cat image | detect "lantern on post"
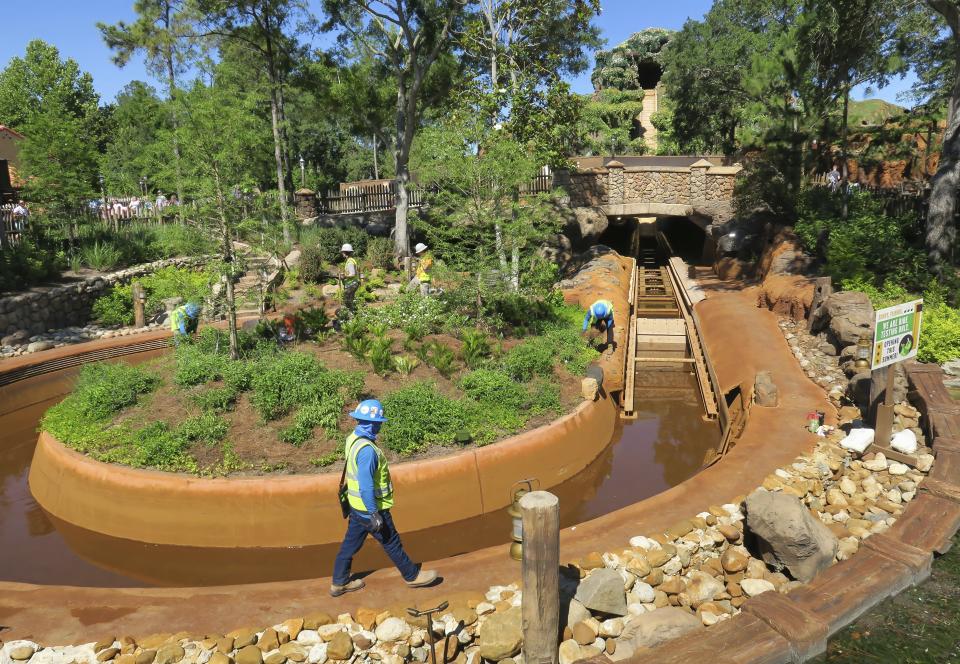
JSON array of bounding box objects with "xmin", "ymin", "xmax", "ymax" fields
[
  {"xmin": 507, "ymin": 479, "xmax": 536, "ymax": 561},
  {"xmin": 854, "ymin": 333, "xmax": 871, "ymax": 371}
]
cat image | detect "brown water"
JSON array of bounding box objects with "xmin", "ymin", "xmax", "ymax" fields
[{"xmin": 0, "ymin": 362, "xmax": 718, "ymax": 588}]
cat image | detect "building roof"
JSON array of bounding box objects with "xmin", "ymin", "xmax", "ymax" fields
[{"xmin": 0, "ymin": 125, "xmax": 24, "ymax": 139}]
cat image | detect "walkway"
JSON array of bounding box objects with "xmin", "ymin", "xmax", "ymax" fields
[{"xmin": 0, "ymin": 285, "xmax": 831, "ymax": 643}]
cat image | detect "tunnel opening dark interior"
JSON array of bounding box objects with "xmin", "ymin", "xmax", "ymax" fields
[
  {"xmin": 658, "ymin": 216, "xmax": 707, "ymax": 264},
  {"xmin": 597, "ymin": 217, "xmax": 635, "ymax": 255},
  {"xmin": 636, "ymin": 62, "xmax": 663, "ymax": 90}
]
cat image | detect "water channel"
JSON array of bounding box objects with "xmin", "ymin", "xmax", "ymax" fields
[{"xmin": 0, "ymin": 355, "xmax": 719, "ymax": 588}]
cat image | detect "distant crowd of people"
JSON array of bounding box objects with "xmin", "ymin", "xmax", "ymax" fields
[{"xmin": 87, "ymin": 193, "xmax": 180, "ymax": 219}]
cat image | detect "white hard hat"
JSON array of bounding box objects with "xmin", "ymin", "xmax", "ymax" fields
[
  {"xmin": 414, "ymin": 242, "xmax": 428, "ymax": 254},
  {"xmin": 341, "ymin": 243, "xmax": 354, "ymax": 253}
]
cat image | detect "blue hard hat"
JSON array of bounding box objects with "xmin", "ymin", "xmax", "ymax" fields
[
  {"xmin": 349, "ymin": 399, "xmax": 387, "ymax": 423},
  {"xmin": 184, "ymin": 302, "xmax": 201, "ymax": 317}
]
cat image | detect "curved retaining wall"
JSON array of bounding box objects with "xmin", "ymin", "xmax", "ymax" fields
[{"xmin": 28, "ymin": 393, "xmax": 617, "ymax": 548}]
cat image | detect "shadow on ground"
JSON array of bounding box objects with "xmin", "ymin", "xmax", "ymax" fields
[{"xmin": 816, "ymin": 533, "xmax": 960, "ymax": 663}]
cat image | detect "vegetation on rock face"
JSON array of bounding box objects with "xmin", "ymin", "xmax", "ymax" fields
[{"xmin": 92, "ymin": 265, "xmax": 214, "ymax": 327}]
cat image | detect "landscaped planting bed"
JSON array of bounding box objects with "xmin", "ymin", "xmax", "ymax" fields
[{"xmin": 40, "ymin": 292, "xmax": 598, "ymax": 476}]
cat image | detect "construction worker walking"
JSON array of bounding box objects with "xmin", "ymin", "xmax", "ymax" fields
[
  {"xmin": 408, "ymin": 242, "xmax": 433, "ymax": 296},
  {"xmin": 331, "ymin": 399, "xmax": 438, "ymax": 596},
  {"xmin": 339, "ymin": 243, "xmax": 361, "ymax": 312}
]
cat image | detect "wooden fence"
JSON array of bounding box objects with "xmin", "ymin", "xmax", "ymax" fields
[{"xmin": 1, "ymin": 204, "xmax": 27, "ymax": 248}]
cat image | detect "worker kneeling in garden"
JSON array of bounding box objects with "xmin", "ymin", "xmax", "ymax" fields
[
  {"xmin": 339, "ymin": 243, "xmax": 361, "ymax": 312},
  {"xmin": 408, "ymin": 242, "xmax": 433, "ymax": 295},
  {"xmin": 170, "ymin": 302, "xmax": 201, "ymax": 342},
  {"xmin": 582, "ymin": 299, "xmax": 615, "ymax": 347},
  {"xmin": 331, "ymin": 399, "xmax": 438, "ymax": 597}
]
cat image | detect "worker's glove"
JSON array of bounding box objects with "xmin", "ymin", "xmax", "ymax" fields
[{"xmin": 367, "ymin": 511, "xmax": 385, "ymax": 534}]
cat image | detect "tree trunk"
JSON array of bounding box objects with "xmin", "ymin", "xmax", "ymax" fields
[
  {"xmin": 166, "ymin": 48, "xmax": 185, "ymax": 224},
  {"xmin": 394, "ymin": 87, "xmax": 412, "ymax": 256},
  {"xmin": 269, "ymin": 86, "xmax": 291, "ymax": 244},
  {"xmin": 841, "ymin": 84, "xmax": 851, "ymax": 219},
  {"xmin": 213, "ymin": 171, "xmax": 239, "ymax": 360},
  {"xmin": 511, "ymin": 245, "xmax": 519, "ymax": 291},
  {"xmin": 372, "ymin": 134, "xmax": 379, "ymax": 180}
]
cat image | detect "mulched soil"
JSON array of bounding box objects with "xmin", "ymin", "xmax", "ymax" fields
[{"xmin": 114, "ymin": 333, "xmax": 581, "ymax": 477}]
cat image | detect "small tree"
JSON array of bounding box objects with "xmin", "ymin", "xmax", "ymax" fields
[
  {"xmin": 175, "ymin": 80, "xmax": 263, "ymax": 359},
  {"xmin": 411, "ymin": 96, "xmax": 561, "ymax": 293}
]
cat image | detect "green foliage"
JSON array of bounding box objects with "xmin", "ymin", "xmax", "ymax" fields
[
  {"xmin": 365, "ymin": 237, "xmax": 395, "ymax": 271},
  {"xmin": 298, "ymin": 244, "xmax": 329, "ymax": 284},
  {"xmin": 425, "ymin": 340, "xmax": 457, "ymax": 378},
  {"xmin": 795, "ymin": 189, "xmax": 927, "ymax": 292},
  {"xmin": 354, "ymin": 291, "xmax": 449, "ymax": 332},
  {"xmin": 299, "ymin": 227, "xmax": 369, "ymax": 268},
  {"xmin": 393, "ymin": 355, "xmax": 419, "ymax": 375},
  {"xmin": 174, "ymin": 345, "xmax": 227, "ymax": 387},
  {"xmin": 918, "ymin": 301, "xmax": 960, "ymax": 364},
  {"xmin": 190, "ymin": 385, "xmax": 237, "ymax": 413},
  {"xmin": 503, "ymin": 340, "xmax": 555, "ymax": 381},
  {"xmin": 81, "ymin": 241, "xmax": 124, "ymax": 271},
  {"xmin": 341, "ymin": 318, "xmax": 372, "ymax": 360},
  {"xmin": 177, "ymin": 412, "xmax": 229, "ymax": 446},
  {"xmin": 528, "ymin": 379, "xmax": 562, "ymax": 415},
  {"xmin": 92, "ymin": 266, "xmax": 212, "ymax": 326},
  {"xmin": 380, "ymin": 381, "xmax": 477, "ymax": 455},
  {"xmin": 250, "ymin": 351, "xmax": 362, "ymax": 421},
  {"xmin": 43, "ymin": 362, "xmax": 159, "ymax": 431},
  {"xmin": 591, "ymin": 28, "xmax": 673, "ymax": 91},
  {"xmin": 279, "ymin": 399, "xmax": 344, "ymax": 446},
  {"xmin": 460, "ymin": 329, "xmax": 491, "ymax": 368},
  {"xmin": 459, "ymin": 369, "xmax": 526, "ymax": 410},
  {"xmin": 580, "ymin": 88, "xmax": 647, "ymax": 155},
  {"xmin": 369, "ymin": 336, "xmax": 395, "ymax": 376},
  {"xmin": 0, "ymin": 241, "xmax": 62, "ymax": 292},
  {"xmin": 298, "ymin": 307, "xmax": 330, "ymax": 335}
]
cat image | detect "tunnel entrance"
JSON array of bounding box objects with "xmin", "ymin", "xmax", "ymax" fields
[
  {"xmin": 637, "ymin": 62, "xmax": 663, "ymax": 91},
  {"xmin": 597, "ymin": 216, "xmax": 636, "ymax": 255},
  {"xmin": 658, "ymin": 216, "xmax": 708, "ymax": 264}
]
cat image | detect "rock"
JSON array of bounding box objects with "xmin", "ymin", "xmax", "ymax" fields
[
  {"xmin": 210, "ymin": 655, "xmax": 231, "ymax": 664},
  {"xmin": 659, "ymin": 577, "xmax": 685, "ymax": 595},
  {"xmin": 280, "ymin": 619, "xmax": 304, "ymax": 639},
  {"xmin": 864, "ymin": 454, "xmax": 888, "ymax": 472},
  {"xmin": 619, "ymin": 607, "xmax": 702, "ymax": 650},
  {"xmin": 137, "ymin": 650, "xmax": 158, "ymax": 664},
  {"xmin": 888, "ymin": 462, "xmax": 910, "ymax": 476},
  {"xmin": 236, "ymin": 647, "xmax": 263, "ymax": 664},
  {"xmin": 557, "ymin": 640, "xmax": 581, "ymax": 664},
  {"xmin": 718, "ymin": 524, "xmax": 741, "ymax": 543},
  {"xmin": 352, "ymin": 632, "xmax": 375, "ymax": 651},
  {"xmin": 682, "ymin": 571, "xmax": 724, "ymax": 606},
  {"xmin": 754, "ymin": 371, "xmax": 778, "ymax": 407},
  {"xmin": 917, "ymin": 454, "xmax": 934, "ymax": 473},
  {"xmin": 259, "ymin": 629, "xmax": 281, "ymax": 653},
  {"xmin": 740, "ymin": 579, "xmax": 776, "ymax": 596},
  {"xmin": 326, "ymin": 633, "xmax": 354, "ymax": 661},
  {"xmin": 296, "ymin": 632, "xmax": 321, "ymax": 647},
  {"xmin": 628, "ymin": 536, "xmax": 661, "ymax": 550},
  {"xmin": 745, "ymin": 489, "xmax": 838, "ymax": 582},
  {"xmin": 823, "ymin": 291, "xmax": 873, "ymax": 347},
  {"xmin": 837, "ymin": 537, "xmax": 859, "ymax": 560},
  {"xmin": 599, "ymin": 619, "xmax": 623, "ymax": 639},
  {"xmin": 9, "ymin": 644, "xmax": 37, "ymax": 661},
  {"xmin": 478, "ymin": 608, "xmax": 522, "ymax": 661},
  {"xmin": 307, "ymin": 644, "xmax": 328, "ymax": 664},
  {"xmin": 571, "ymin": 622, "xmax": 595, "ymax": 646},
  {"xmin": 839, "ymin": 477, "xmax": 857, "ymax": 496},
  {"xmin": 375, "ymin": 618, "xmax": 411, "ymax": 643},
  {"xmin": 574, "ymin": 568, "xmax": 627, "ymax": 616},
  {"xmin": 26, "ymin": 340, "xmax": 54, "ymax": 353},
  {"xmin": 263, "ymin": 652, "xmax": 285, "ymax": 664},
  {"xmin": 156, "ymin": 645, "xmax": 186, "ymax": 664},
  {"xmin": 720, "ymin": 548, "xmax": 748, "ymax": 573},
  {"xmin": 631, "ymin": 582, "xmax": 656, "ymax": 604},
  {"xmin": 563, "ymin": 598, "xmax": 591, "ymax": 629},
  {"xmin": 98, "ymin": 648, "xmax": 121, "ymax": 662}
]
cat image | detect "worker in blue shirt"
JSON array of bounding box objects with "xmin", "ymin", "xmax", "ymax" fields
[
  {"xmin": 582, "ymin": 299, "xmax": 615, "ymax": 348},
  {"xmin": 331, "ymin": 399, "xmax": 438, "ymax": 597}
]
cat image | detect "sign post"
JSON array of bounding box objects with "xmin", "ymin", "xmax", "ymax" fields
[{"xmin": 871, "ymin": 299, "xmax": 923, "ymax": 445}]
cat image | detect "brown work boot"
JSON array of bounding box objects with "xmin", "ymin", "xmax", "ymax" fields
[
  {"xmin": 330, "ymin": 578, "xmax": 365, "ymax": 597},
  {"xmin": 405, "ymin": 569, "xmax": 438, "ymax": 588}
]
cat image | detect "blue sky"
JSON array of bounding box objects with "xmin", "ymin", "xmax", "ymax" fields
[{"xmin": 1, "ymin": 0, "xmax": 918, "ymax": 106}]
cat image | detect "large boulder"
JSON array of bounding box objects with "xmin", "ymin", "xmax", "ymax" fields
[
  {"xmin": 611, "ymin": 607, "xmax": 702, "ymax": 660},
  {"xmin": 822, "ymin": 291, "xmax": 874, "ymax": 347},
  {"xmin": 477, "ymin": 608, "xmax": 522, "ymax": 661},
  {"xmin": 563, "ymin": 206, "xmax": 609, "ymax": 250},
  {"xmin": 745, "ymin": 489, "xmax": 838, "ymax": 582},
  {"xmin": 574, "ymin": 568, "xmax": 628, "ymax": 617}
]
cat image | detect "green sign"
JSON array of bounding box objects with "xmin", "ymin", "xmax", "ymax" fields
[{"xmin": 872, "ymin": 299, "xmax": 923, "ymax": 369}]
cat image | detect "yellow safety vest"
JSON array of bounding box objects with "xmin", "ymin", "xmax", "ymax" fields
[
  {"xmin": 344, "ymin": 432, "xmax": 394, "ymax": 512},
  {"xmin": 415, "ymin": 253, "xmax": 433, "ymax": 283},
  {"xmin": 343, "ymin": 257, "xmax": 360, "ymax": 284}
]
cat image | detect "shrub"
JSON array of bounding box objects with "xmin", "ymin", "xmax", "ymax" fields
[
  {"xmin": 919, "ymin": 302, "xmax": 960, "ymax": 364},
  {"xmin": 279, "ymin": 398, "xmax": 344, "ymax": 446},
  {"xmin": 298, "ymin": 307, "xmax": 330, "ymax": 335},
  {"xmin": 305, "ymin": 226, "xmax": 369, "ymax": 264},
  {"xmin": 528, "ymin": 379, "xmax": 562, "ymax": 415},
  {"xmin": 81, "ymin": 241, "xmax": 123, "ymax": 271},
  {"xmin": 91, "ymin": 284, "xmax": 135, "ymax": 326},
  {"xmin": 250, "ymin": 351, "xmax": 362, "ymax": 421},
  {"xmin": 354, "ymin": 291, "xmax": 448, "ymax": 332},
  {"xmin": 394, "ymin": 355, "xmax": 419, "ymax": 375},
  {"xmin": 381, "ymin": 381, "xmax": 473, "ymax": 455},
  {"xmin": 129, "ymin": 421, "xmax": 195, "ymax": 471},
  {"xmin": 177, "ymin": 412, "xmax": 229, "ymax": 445},
  {"xmin": 0, "ymin": 241, "xmax": 61, "ymax": 292},
  {"xmin": 91, "ymin": 266, "xmax": 212, "ymax": 326},
  {"xmin": 174, "ymin": 345, "xmax": 227, "ymax": 386},
  {"xmin": 460, "ymin": 329, "xmax": 491, "ymax": 368},
  {"xmin": 366, "ymin": 237, "xmax": 395, "ymax": 271},
  {"xmin": 459, "ymin": 369, "xmax": 527, "ymax": 409},
  {"xmin": 503, "ymin": 339, "xmax": 554, "ymax": 381},
  {"xmin": 426, "ymin": 341, "xmax": 457, "ymax": 378},
  {"xmin": 341, "ymin": 319, "xmax": 372, "ymax": 360},
  {"xmin": 190, "ymin": 385, "xmax": 237, "ymax": 412},
  {"xmin": 369, "ymin": 336, "xmax": 395, "ymax": 376},
  {"xmin": 543, "ymin": 326, "xmax": 599, "ymax": 376},
  {"xmin": 299, "ymin": 244, "xmax": 328, "ymax": 283}
]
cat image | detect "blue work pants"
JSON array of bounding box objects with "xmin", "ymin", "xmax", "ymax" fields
[{"xmin": 332, "ymin": 509, "xmax": 419, "ymax": 585}]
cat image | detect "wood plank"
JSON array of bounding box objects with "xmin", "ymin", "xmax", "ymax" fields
[
  {"xmin": 867, "ymin": 443, "xmax": 920, "ymax": 468},
  {"xmin": 930, "ymin": 411, "xmax": 960, "ymax": 439},
  {"xmin": 621, "ymin": 262, "xmax": 639, "ymax": 420},
  {"xmin": 886, "ymin": 492, "xmax": 960, "ymax": 554},
  {"xmin": 860, "ymin": 532, "xmax": 932, "ymax": 583},
  {"xmin": 933, "ymin": 436, "xmax": 960, "ymax": 455},
  {"xmin": 740, "ymin": 590, "xmax": 829, "ymax": 661},
  {"xmin": 666, "ymin": 263, "xmax": 718, "ymax": 419},
  {"xmin": 634, "ymin": 357, "xmax": 695, "ymax": 363},
  {"xmin": 928, "ymin": 448, "xmax": 960, "ymax": 487},
  {"xmin": 625, "ymin": 613, "xmax": 791, "ymax": 664}
]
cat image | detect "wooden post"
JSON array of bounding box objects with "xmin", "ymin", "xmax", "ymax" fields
[
  {"xmin": 132, "ymin": 282, "xmax": 146, "ymax": 328},
  {"xmin": 404, "ymin": 256, "xmax": 413, "ymax": 282},
  {"xmin": 874, "ymin": 363, "xmax": 897, "ymax": 445},
  {"xmin": 520, "ymin": 491, "xmax": 560, "ymax": 664}
]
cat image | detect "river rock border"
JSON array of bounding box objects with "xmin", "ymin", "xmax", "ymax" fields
[{"xmin": 0, "ymin": 257, "xmax": 206, "ymax": 345}]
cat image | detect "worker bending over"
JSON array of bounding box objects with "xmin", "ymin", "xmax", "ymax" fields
[
  {"xmin": 170, "ymin": 303, "xmax": 201, "ymax": 342},
  {"xmin": 582, "ymin": 299, "xmax": 615, "ymax": 348},
  {"xmin": 331, "ymin": 399, "xmax": 438, "ymax": 596},
  {"xmin": 409, "ymin": 242, "xmax": 433, "ymax": 295}
]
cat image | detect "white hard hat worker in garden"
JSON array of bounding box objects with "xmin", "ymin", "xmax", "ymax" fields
[
  {"xmin": 331, "ymin": 398, "xmax": 438, "ymax": 597},
  {"xmin": 339, "ymin": 243, "xmax": 360, "ymax": 312},
  {"xmin": 408, "ymin": 242, "xmax": 433, "ymax": 296},
  {"xmin": 582, "ymin": 299, "xmax": 615, "ymax": 348}
]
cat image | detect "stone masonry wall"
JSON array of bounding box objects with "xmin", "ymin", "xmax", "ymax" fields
[
  {"xmin": 567, "ymin": 172, "xmax": 608, "ymax": 207},
  {"xmin": 706, "ymin": 174, "xmax": 736, "ymax": 202},
  {"xmin": 624, "ymin": 171, "xmax": 690, "ymax": 204},
  {"xmin": 0, "ymin": 257, "xmax": 204, "ymax": 340}
]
